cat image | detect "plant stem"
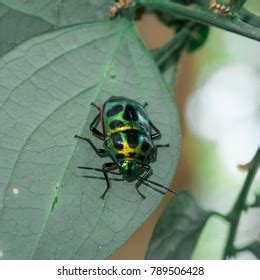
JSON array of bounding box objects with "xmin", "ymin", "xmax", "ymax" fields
[
  {"xmin": 232, "ymin": 243, "xmax": 250, "ymax": 253},
  {"xmin": 152, "ymin": 21, "xmax": 196, "ymax": 70},
  {"xmin": 239, "ymin": 8, "xmax": 260, "ymax": 28},
  {"xmin": 138, "ymin": 0, "xmax": 260, "ymax": 41},
  {"xmin": 223, "ymin": 148, "xmax": 260, "ymax": 259},
  {"xmin": 212, "ymin": 211, "xmax": 227, "ymax": 220},
  {"xmin": 231, "ymin": 0, "xmax": 247, "ymax": 12}
]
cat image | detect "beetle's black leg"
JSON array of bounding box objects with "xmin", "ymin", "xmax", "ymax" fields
[
  {"xmin": 135, "ymin": 165, "xmax": 153, "ymax": 199},
  {"xmin": 75, "ymin": 135, "xmax": 107, "ymax": 157},
  {"xmin": 156, "ymin": 144, "xmax": 169, "ymax": 160},
  {"xmin": 91, "ymin": 102, "xmax": 100, "ymax": 111},
  {"xmin": 143, "ymin": 102, "xmax": 162, "ymax": 139},
  {"xmin": 90, "ymin": 102, "xmax": 103, "ymax": 138},
  {"xmin": 143, "ymin": 102, "xmax": 161, "ymax": 140},
  {"xmin": 89, "ymin": 112, "xmax": 104, "ymax": 140},
  {"xmin": 101, "ymin": 162, "xmax": 119, "ymax": 199},
  {"xmin": 77, "ymin": 166, "xmax": 120, "ymax": 175},
  {"xmin": 149, "ymin": 120, "xmax": 161, "ymax": 140},
  {"xmin": 143, "ymin": 103, "xmax": 161, "ymax": 139},
  {"xmin": 150, "ymin": 144, "xmax": 169, "ymax": 163}
]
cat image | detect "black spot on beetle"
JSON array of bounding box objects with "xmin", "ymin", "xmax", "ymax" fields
[
  {"xmin": 123, "ymin": 104, "xmax": 138, "ymax": 121},
  {"xmin": 109, "ymin": 120, "xmax": 124, "ymax": 130},
  {"xmin": 128, "ymin": 152, "xmax": 136, "ymax": 158},
  {"xmin": 141, "ymin": 141, "xmax": 150, "ymax": 152},
  {"xmin": 106, "ymin": 105, "xmax": 124, "ymax": 117},
  {"xmin": 111, "ymin": 133, "xmax": 123, "ymax": 150},
  {"xmin": 126, "ymin": 131, "xmax": 139, "ymax": 148},
  {"xmin": 116, "ymin": 153, "xmax": 125, "ymax": 160}
]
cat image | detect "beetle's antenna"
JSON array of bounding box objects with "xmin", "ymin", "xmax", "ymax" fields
[
  {"xmin": 78, "ymin": 166, "xmax": 176, "ymax": 195},
  {"xmin": 142, "ymin": 179, "xmax": 176, "ymax": 194},
  {"xmin": 82, "ymin": 175, "xmax": 123, "ymax": 182}
]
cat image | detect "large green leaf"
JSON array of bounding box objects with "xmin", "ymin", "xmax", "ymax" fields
[
  {"xmin": 0, "ymin": 18, "xmax": 180, "ymax": 259},
  {"xmin": 145, "ymin": 191, "xmax": 212, "ymax": 259},
  {"xmin": 0, "ymin": 0, "xmax": 114, "ymax": 57}
]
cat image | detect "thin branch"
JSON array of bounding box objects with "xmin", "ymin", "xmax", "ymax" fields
[
  {"xmin": 239, "ymin": 8, "xmax": 260, "ymax": 28},
  {"xmin": 151, "ymin": 21, "xmax": 196, "ymax": 71},
  {"xmin": 212, "ymin": 211, "xmax": 227, "ymax": 220},
  {"xmin": 233, "ymin": 244, "xmax": 250, "ymax": 254},
  {"xmin": 223, "ymin": 148, "xmax": 260, "ymax": 259}
]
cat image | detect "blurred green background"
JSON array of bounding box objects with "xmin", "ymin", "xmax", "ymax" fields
[{"xmin": 110, "ymin": 1, "xmax": 260, "ymax": 260}]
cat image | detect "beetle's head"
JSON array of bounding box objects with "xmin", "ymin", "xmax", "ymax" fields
[{"xmin": 119, "ymin": 161, "xmax": 143, "ymax": 182}]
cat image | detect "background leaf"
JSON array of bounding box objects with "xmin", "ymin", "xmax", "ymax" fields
[
  {"xmin": 185, "ymin": 24, "xmax": 209, "ymax": 52},
  {"xmin": 247, "ymin": 240, "xmax": 260, "ymax": 259},
  {"xmin": 0, "ymin": 18, "xmax": 180, "ymax": 259},
  {"xmin": 0, "ymin": 0, "xmax": 114, "ymax": 57},
  {"xmin": 251, "ymin": 193, "xmax": 260, "ymax": 208},
  {"xmin": 145, "ymin": 190, "xmax": 212, "ymax": 259}
]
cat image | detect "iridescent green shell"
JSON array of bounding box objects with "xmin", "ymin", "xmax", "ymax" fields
[{"xmin": 101, "ymin": 97, "xmax": 154, "ymax": 164}]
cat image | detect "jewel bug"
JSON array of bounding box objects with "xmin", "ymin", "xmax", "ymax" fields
[{"xmin": 75, "ymin": 96, "xmax": 175, "ymax": 199}]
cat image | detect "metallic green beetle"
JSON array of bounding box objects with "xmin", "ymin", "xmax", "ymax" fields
[{"xmin": 75, "ymin": 96, "xmax": 173, "ymax": 199}]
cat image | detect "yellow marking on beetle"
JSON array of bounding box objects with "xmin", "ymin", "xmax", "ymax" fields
[
  {"xmin": 121, "ymin": 139, "xmax": 141, "ymax": 157},
  {"xmin": 109, "ymin": 125, "xmax": 132, "ymax": 134},
  {"xmin": 108, "ymin": 124, "xmax": 141, "ymax": 135},
  {"xmin": 125, "ymin": 157, "xmax": 135, "ymax": 161}
]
